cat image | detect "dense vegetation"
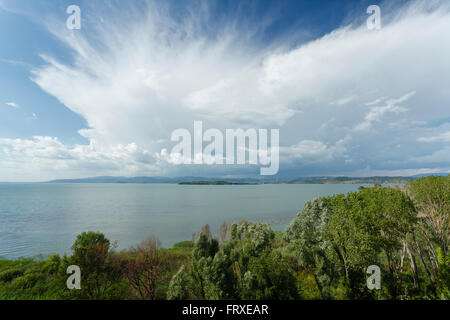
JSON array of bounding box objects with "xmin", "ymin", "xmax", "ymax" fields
[{"xmin": 0, "ymin": 176, "xmax": 448, "ymax": 300}]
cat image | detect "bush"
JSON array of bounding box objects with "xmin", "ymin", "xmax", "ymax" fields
[
  {"xmin": 122, "ymin": 236, "xmax": 169, "ymax": 300},
  {"xmin": 41, "ymin": 254, "xmax": 61, "ymax": 275},
  {"xmin": 171, "ymin": 241, "xmax": 194, "ymax": 251},
  {"xmin": 11, "ymin": 273, "xmax": 42, "ymax": 290},
  {"xmin": 240, "ymin": 252, "xmax": 298, "ymax": 300},
  {"xmin": 0, "ymin": 268, "xmax": 24, "ymax": 282},
  {"xmin": 66, "ymin": 231, "xmax": 127, "ymax": 299},
  {"xmin": 167, "ymin": 265, "xmax": 190, "ymax": 300}
]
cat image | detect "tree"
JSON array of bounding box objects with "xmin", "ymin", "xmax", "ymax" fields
[
  {"xmin": 167, "ymin": 265, "xmax": 190, "ymax": 300},
  {"xmin": 167, "ymin": 221, "xmax": 299, "ymax": 300},
  {"xmin": 218, "ymin": 222, "xmax": 228, "ymax": 243},
  {"xmin": 189, "ymin": 232, "xmax": 236, "ymax": 299},
  {"xmin": 226, "ymin": 221, "xmax": 298, "ymax": 299},
  {"xmin": 358, "ymin": 187, "xmax": 418, "ymax": 297},
  {"xmin": 436, "ymin": 247, "xmax": 450, "ymax": 300},
  {"xmin": 284, "ymin": 197, "xmax": 340, "ymax": 299},
  {"xmin": 240, "ymin": 252, "xmax": 298, "ymax": 300},
  {"xmin": 408, "ymin": 176, "xmax": 449, "ymax": 256},
  {"xmin": 407, "ymin": 175, "xmax": 449, "ymax": 294},
  {"xmin": 229, "ymin": 221, "xmax": 274, "ymax": 254},
  {"xmin": 67, "ymin": 231, "xmax": 125, "ymax": 299},
  {"xmin": 122, "ymin": 236, "xmax": 169, "ymax": 300}
]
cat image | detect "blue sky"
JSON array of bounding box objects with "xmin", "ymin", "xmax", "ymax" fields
[{"xmin": 0, "ymin": 0, "xmax": 449, "ymax": 181}]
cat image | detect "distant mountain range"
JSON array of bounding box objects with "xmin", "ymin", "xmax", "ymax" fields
[{"xmin": 45, "ymin": 173, "xmax": 448, "ymax": 185}]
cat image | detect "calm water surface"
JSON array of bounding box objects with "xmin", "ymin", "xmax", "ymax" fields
[{"xmin": 0, "ymin": 183, "xmax": 364, "ymax": 259}]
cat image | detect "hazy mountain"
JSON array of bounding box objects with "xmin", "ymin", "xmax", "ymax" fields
[{"xmin": 43, "ymin": 174, "xmax": 450, "ymax": 184}]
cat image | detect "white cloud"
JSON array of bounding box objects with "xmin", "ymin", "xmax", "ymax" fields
[
  {"xmin": 0, "ymin": 136, "xmax": 163, "ymax": 181},
  {"xmin": 5, "ymin": 102, "xmax": 19, "ymax": 108},
  {"xmin": 346, "ymin": 167, "xmax": 448, "ymax": 177},
  {"xmin": 410, "ymin": 146, "xmax": 450, "ymax": 164},
  {"xmin": 418, "ymin": 131, "xmax": 450, "ymax": 143},
  {"xmin": 365, "ymin": 97, "xmax": 386, "ymax": 106},
  {"xmin": 1, "ymin": 0, "xmax": 449, "ymax": 179},
  {"xmin": 355, "ymin": 92, "xmax": 415, "ymax": 131},
  {"xmin": 330, "ymin": 96, "xmax": 354, "ymax": 106},
  {"xmin": 281, "ymin": 136, "xmax": 350, "ymax": 164}
]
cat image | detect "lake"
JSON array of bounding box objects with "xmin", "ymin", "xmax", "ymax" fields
[{"xmin": 0, "ymin": 183, "xmax": 364, "ymax": 260}]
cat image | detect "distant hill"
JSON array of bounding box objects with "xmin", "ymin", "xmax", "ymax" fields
[
  {"xmin": 279, "ymin": 176, "xmax": 414, "ymax": 184},
  {"xmin": 179, "ymin": 181, "xmax": 255, "ymax": 185},
  {"xmin": 409, "ymin": 172, "xmax": 449, "ymax": 178},
  {"xmin": 43, "ymin": 175, "xmax": 449, "ymax": 185},
  {"xmin": 46, "ymin": 176, "xmax": 261, "ymax": 184}
]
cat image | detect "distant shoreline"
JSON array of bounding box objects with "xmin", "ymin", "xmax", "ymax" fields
[
  {"xmin": 43, "ymin": 175, "xmax": 446, "ymax": 184},
  {"xmin": 179, "ymin": 181, "xmax": 256, "ymax": 185},
  {"xmin": 1, "ymin": 173, "xmax": 447, "ymax": 184}
]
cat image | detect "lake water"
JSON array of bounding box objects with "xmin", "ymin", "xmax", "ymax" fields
[{"xmin": 0, "ymin": 183, "xmax": 364, "ymax": 260}]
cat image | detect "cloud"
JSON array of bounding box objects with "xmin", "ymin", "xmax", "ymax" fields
[
  {"xmin": 418, "ymin": 131, "xmax": 450, "ymax": 143},
  {"xmin": 5, "ymin": 102, "xmax": 19, "ymax": 108},
  {"xmin": 0, "ymin": 58, "xmax": 33, "ymax": 69},
  {"xmin": 1, "ymin": 0, "xmax": 449, "ymax": 179},
  {"xmin": 281, "ymin": 136, "xmax": 350, "ymax": 164},
  {"xmin": 0, "ymin": 136, "xmax": 163, "ymax": 181},
  {"xmin": 355, "ymin": 92, "xmax": 415, "ymax": 131},
  {"xmin": 330, "ymin": 96, "xmax": 354, "ymax": 106},
  {"xmin": 410, "ymin": 146, "xmax": 450, "ymax": 164},
  {"xmin": 365, "ymin": 97, "xmax": 386, "ymax": 106},
  {"xmin": 346, "ymin": 167, "xmax": 449, "ymax": 177}
]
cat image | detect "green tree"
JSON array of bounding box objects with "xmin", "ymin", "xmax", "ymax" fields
[
  {"xmin": 325, "ymin": 187, "xmax": 418, "ymax": 299},
  {"xmin": 226, "ymin": 221, "xmax": 298, "ymax": 299},
  {"xmin": 167, "ymin": 221, "xmax": 299, "ymax": 300},
  {"xmin": 167, "ymin": 265, "xmax": 190, "ymax": 300},
  {"xmin": 66, "ymin": 231, "xmax": 126, "ymax": 299},
  {"xmin": 436, "ymin": 247, "xmax": 450, "ymax": 299},
  {"xmin": 284, "ymin": 198, "xmax": 340, "ymax": 299},
  {"xmin": 175, "ymin": 232, "xmax": 236, "ymax": 300},
  {"xmin": 229, "ymin": 221, "xmax": 275, "ymax": 254},
  {"xmin": 408, "ymin": 176, "xmax": 449, "ymax": 258},
  {"xmin": 240, "ymin": 252, "xmax": 298, "ymax": 300}
]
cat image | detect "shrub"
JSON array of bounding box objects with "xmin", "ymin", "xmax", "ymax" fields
[
  {"xmin": 67, "ymin": 231, "xmax": 126, "ymax": 299},
  {"xmin": 0, "ymin": 268, "xmax": 24, "ymax": 283},
  {"xmin": 167, "ymin": 265, "xmax": 190, "ymax": 300},
  {"xmin": 240, "ymin": 252, "xmax": 298, "ymax": 300},
  {"xmin": 11, "ymin": 273, "xmax": 42, "ymax": 290},
  {"xmin": 122, "ymin": 236, "xmax": 169, "ymax": 300},
  {"xmin": 41, "ymin": 254, "xmax": 61, "ymax": 275}
]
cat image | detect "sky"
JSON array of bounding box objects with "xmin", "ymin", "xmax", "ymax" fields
[{"xmin": 0, "ymin": 0, "xmax": 449, "ymax": 181}]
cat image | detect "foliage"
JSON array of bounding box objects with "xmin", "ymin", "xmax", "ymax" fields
[
  {"xmin": 121, "ymin": 236, "xmax": 169, "ymax": 300},
  {"xmin": 284, "ymin": 180, "xmax": 447, "ymax": 300},
  {"xmin": 63, "ymin": 231, "xmax": 126, "ymax": 299},
  {"xmin": 1, "ymin": 176, "xmax": 448, "ymax": 300},
  {"xmin": 437, "ymin": 247, "xmax": 450, "ymax": 299},
  {"xmin": 167, "ymin": 221, "xmax": 298, "ymax": 300},
  {"xmin": 0, "ymin": 268, "xmax": 24, "ymax": 283},
  {"xmin": 239, "ymin": 252, "xmax": 298, "ymax": 300},
  {"xmin": 284, "ymin": 198, "xmax": 339, "ymax": 299},
  {"xmin": 167, "ymin": 265, "xmax": 190, "ymax": 300}
]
